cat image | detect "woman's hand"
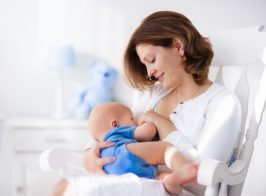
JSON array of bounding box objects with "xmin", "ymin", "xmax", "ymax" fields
[
  {"xmin": 83, "ymin": 141, "xmax": 116, "ymax": 174},
  {"xmin": 138, "ymin": 110, "xmax": 177, "ymax": 139}
]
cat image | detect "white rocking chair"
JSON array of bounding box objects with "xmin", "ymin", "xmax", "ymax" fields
[
  {"xmin": 198, "ymin": 25, "xmax": 266, "ymax": 196},
  {"xmin": 39, "ymin": 25, "xmax": 266, "ymax": 196}
]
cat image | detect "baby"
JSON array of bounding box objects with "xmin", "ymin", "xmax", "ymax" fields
[
  {"xmin": 88, "ymin": 102, "xmax": 197, "ymax": 192},
  {"xmin": 52, "ymin": 102, "xmax": 197, "ymax": 196},
  {"xmin": 89, "ymin": 102, "xmax": 159, "ymax": 178}
]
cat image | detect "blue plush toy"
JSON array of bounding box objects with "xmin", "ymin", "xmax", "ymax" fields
[{"xmin": 74, "ymin": 61, "xmax": 117, "ymax": 119}]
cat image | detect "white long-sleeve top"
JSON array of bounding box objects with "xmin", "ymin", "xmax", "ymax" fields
[{"xmin": 132, "ymin": 82, "xmax": 242, "ymax": 163}]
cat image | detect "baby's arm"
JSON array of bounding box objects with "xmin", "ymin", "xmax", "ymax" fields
[{"xmin": 134, "ymin": 122, "xmax": 157, "ymax": 141}]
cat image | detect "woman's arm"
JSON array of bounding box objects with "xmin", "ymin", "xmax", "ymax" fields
[
  {"xmin": 134, "ymin": 89, "xmax": 197, "ymax": 161},
  {"xmin": 164, "ymin": 95, "xmax": 241, "ymax": 163},
  {"xmin": 196, "ymin": 95, "xmax": 241, "ymax": 162},
  {"xmin": 138, "ymin": 94, "xmax": 241, "ymax": 163}
]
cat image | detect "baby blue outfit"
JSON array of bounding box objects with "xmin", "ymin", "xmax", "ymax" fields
[{"xmin": 101, "ymin": 126, "xmax": 157, "ymax": 179}]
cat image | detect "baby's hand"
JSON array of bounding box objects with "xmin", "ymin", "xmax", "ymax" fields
[
  {"xmin": 137, "ymin": 110, "xmax": 158, "ymax": 125},
  {"xmin": 134, "ymin": 121, "xmax": 157, "ymax": 141}
]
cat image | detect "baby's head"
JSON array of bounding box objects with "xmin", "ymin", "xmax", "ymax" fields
[{"xmin": 88, "ymin": 102, "xmax": 136, "ymax": 141}]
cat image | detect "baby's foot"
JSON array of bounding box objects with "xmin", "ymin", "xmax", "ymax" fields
[{"xmin": 163, "ymin": 163, "xmax": 198, "ymax": 195}]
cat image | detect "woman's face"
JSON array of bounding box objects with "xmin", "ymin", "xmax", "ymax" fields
[{"xmin": 136, "ymin": 43, "xmax": 184, "ymax": 89}]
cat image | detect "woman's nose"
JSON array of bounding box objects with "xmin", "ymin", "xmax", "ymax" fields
[{"xmin": 147, "ymin": 68, "xmax": 156, "ymax": 77}]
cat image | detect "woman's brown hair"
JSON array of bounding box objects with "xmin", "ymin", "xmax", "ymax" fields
[{"xmin": 124, "ymin": 11, "xmax": 213, "ymax": 90}]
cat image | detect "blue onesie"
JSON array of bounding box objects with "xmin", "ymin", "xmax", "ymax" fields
[{"xmin": 101, "ymin": 126, "xmax": 157, "ymax": 179}]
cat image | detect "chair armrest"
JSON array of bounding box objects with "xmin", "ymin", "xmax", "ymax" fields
[
  {"xmin": 197, "ymin": 158, "xmax": 247, "ymax": 195},
  {"xmin": 39, "ymin": 148, "xmax": 89, "ymax": 176}
]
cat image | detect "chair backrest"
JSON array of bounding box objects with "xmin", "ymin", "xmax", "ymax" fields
[{"xmin": 208, "ymin": 25, "xmax": 266, "ymax": 196}]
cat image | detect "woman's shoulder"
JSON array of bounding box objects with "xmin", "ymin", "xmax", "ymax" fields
[
  {"xmin": 208, "ymin": 82, "xmax": 238, "ymax": 98},
  {"xmin": 205, "ymin": 82, "xmax": 241, "ymax": 108}
]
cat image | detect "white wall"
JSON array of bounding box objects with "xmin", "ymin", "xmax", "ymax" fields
[
  {"xmin": 1, "ymin": 0, "xmax": 266, "ymax": 118},
  {"xmin": 0, "ymin": 0, "xmax": 266, "ymax": 195}
]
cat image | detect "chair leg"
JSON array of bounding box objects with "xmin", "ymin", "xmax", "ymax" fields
[
  {"xmin": 218, "ymin": 183, "xmax": 228, "ymax": 196},
  {"xmin": 205, "ymin": 185, "xmax": 218, "ymax": 196}
]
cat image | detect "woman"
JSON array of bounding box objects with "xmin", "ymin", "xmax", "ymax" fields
[{"xmin": 84, "ymin": 11, "xmax": 241, "ymax": 195}]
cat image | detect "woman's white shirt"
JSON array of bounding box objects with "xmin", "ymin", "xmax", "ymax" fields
[{"xmin": 132, "ymin": 83, "xmax": 242, "ymax": 163}]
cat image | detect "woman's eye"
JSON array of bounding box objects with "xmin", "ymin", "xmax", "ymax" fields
[{"xmin": 150, "ymin": 58, "xmax": 155, "ymax": 63}]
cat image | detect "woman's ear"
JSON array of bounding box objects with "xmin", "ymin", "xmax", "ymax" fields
[
  {"xmin": 173, "ymin": 38, "xmax": 184, "ymax": 56},
  {"xmin": 111, "ymin": 120, "xmax": 118, "ymax": 128}
]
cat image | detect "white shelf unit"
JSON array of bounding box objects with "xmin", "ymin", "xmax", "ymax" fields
[{"xmin": 1, "ymin": 118, "xmax": 88, "ymax": 196}]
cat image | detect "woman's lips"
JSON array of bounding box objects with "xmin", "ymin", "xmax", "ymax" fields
[{"xmin": 158, "ymin": 73, "xmax": 164, "ymax": 82}]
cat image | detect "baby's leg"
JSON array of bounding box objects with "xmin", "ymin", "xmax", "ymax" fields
[
  {"xmin": 127, "ymin": 141, "xmax": 197, "ymax": 194},
  {"xmin": 156, "ymin": 172, "xmax": 171, "ymax": 181},
  {"xmin": 161, "ymin": 164, "xmax": 198, "ymax": 195}
]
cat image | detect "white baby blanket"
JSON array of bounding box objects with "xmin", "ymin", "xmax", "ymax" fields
[{"xmin": 68, "ymin": 173, "xmax": 168, "ymax": 196}]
